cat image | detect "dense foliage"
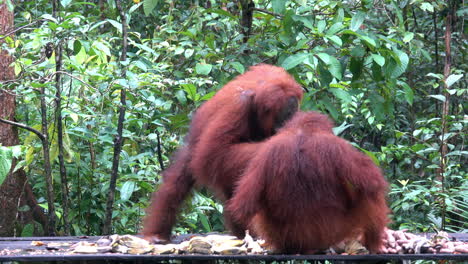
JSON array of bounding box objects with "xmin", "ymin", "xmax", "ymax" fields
[{"xmin": 0, "ymin": 0, "xmax": 466, "ymax": 236}]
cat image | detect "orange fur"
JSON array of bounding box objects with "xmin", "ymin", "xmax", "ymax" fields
[
  {"xmin": 142, "ymin": 64, "xmax": 303, "ymax": 242},
  {"xmin": 227, "ymin": 112, "xmax": 390, "ymax": 253}
]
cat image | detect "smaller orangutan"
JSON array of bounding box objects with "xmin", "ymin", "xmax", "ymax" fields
[{"xmin": 227, "ymin": 111, "xmax": 390, "ymax": 254}]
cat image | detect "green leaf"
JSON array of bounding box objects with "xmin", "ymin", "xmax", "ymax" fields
[
  {"xmin": 428, "ymin": 94, "xmax": 446, "ymax": 102},
  {"xmin": 371, "ymin": 54, "xmax": 385, "ymax": 66},
  {"xmin": 184, "ymin": 49, "xmax": 194, "ymax": 58},
  {"xmin": 403, "ymin": 32, "xmax": 414, "ymax": 43},
  {"xmin": 334, "ymin": 8, "xmax": 344, "ymax": 23},
  {"xmin": 350, "ymin": 46, "xmax": 366, "ymax": 57},
  {"xmin": 200, "ymin": 91, "xmax": 215, "ymax": 101},
  {"xmin": 206, "ymin": 8, "xmax": 236, "ymax": 20},
  {"xmin": 21, "ymin": 223, "xmax": 34, "ymax": 237},
  {"xmin": 41, "ymin": 14, "xmax": 58, "ymax": 23},
  {"xmin": 400, "ymin": 82, "xmax": 414, "ymax": 105},
  {"xmin": 272, "ymin": 0, "xmax": 286, "ymax": 14},
  {"xmin": 0, "ymin": 146, "xmax": 13, "ymax": 186},
  {"xmin": 392, "ymin": 1, "xmax": 404, "ymax": 28},
  {"xmin": 61, "ymin": 0, "xmax": 72, "ymax": 7},
  {"xmin": 330, "ymin": 88, "xmax": 352, "ymax": 103},
  {"xmin": 89, "ymin": 20, "xmax": 108, "ymax": 32},
  {"xmin": 326, "ymin": 35, "xmax": 342, "ymax": 46},
  {"xmin": 62, "ymin": 130, "xmax": 73, "ymax": 163},
  {"xmin": 317, "ymin": 61, "xmax": 333, "ymax": 86},
  {"xmin": 282, "ymin": 11, "xmax": 294, "ymax": 39},
  {"xmin": 230, "ymin": 62, "xmax": 245, "ymax": 74},
  {"xmin": 421, "ymin": 49, "xmax": 432, "ymax": 61},
  {"xmin": 281, "ymin": 53, "xmax": 309, "ymax": 70},
  {"xmin": 392, "ymin": 50, "xmax": 409, "ymax": 78},
  {"xmin": 317, "ymin": 20, "xmax": 326, "ymax": 33},
  {"xmin": 10, "ymin": 146, "xmax": 21, "ymax": 159},
  {"xmin": 369, "ymin": 93, "xmax": 385, "ymax": 120},
  {"xmin": 73, "ymin": 40, "xmax": 82, "ymax": 55},
  {"xmin": 181, "ymin": 84, "xmax": 198, "ymax": 101},
  {"xmin": 445, "ymin": 74, "xmax": 463, "ymax": 88},
  {"xmin": 195, "ymin": 63, "xmax": 213, "ymax": 75},
  {"xmin": 341, "ymin": 29, "xmax": 359, "ymax": 37},
  {"xmin": 293, "ymin": 15, "xmax": 314, "ymax": 29},
  {"xmin": 107, "ymin": 19, "xmax": 122, "ymax": 34},
  {"xmin": 446, "ymin": 150, "xmax": 468, "ymax": 157},
  {"xmin": 205, "ymin": 34, "xmax": 215, "ymax": 50},
  {"xmin": 350, "ymin": 57, "xmax": 364, "ymax": 80},
  {"xmin": 395, "ymin": 131, "xmax": 405, "ymax": 139},
  {"xmin": 316, "ymin": 53, "xmax": 331, "ymax": 64},
  {"xmin": 333, "ymin": 122, "xmax": 354, "ymax": 136},
  {"xmin": 129, "ymin": 2, "xmax": 143, "ymax": 13},
  {"xmin": 25, "ymin": 147, "xmax": 35, "ymax": 167},
  {"xmin": 426, "ymin": 73, "xmax": 443, "ymax": 79},
  {"xmin": 120, "ymin": 181, "xmax": 135, "ymax": 201},
  {"xmin": 175, "ymin": 90, "xmax": 187, "ymax": 105},
  {"xmin": 326, "ymin": 22, "xmax": 344, "ymax": 35},
  {"xmin": 199, "ymin": 213, "xmax": 211, "ymax": 232},
  {"xmin": 133, "ymin": 60, "xmax": 148, "ymax": 72},
  {"xmin": 328, "ymin": 57, "xmax": 342, "ymax": 80},
  {"xmin": 350, "ymin": 11, "xmax": 366, "ymax": 31},
  {"xmin": 148, "ymin": 133, "xmax": 158, "ymax": 141},
  {"xmin": 359, "ymin": 35, "xmax": 376, "ymax": 48},
  {"xmin": 49, "ymin": 142, "xmax": 59, "ymax": 163},
  {"xmin": 319, "ymin": 98, "xmax": 339, "ymax": 120},
  {"xmin": 174, "ymin": 47, "xmax": 184, "ymax": 55},
  {"xmin": 420, "ymin": 2, "xmax": 434, "ymax": 13},
  {"xmin": 144, "ymin": 0, "xmax": 159, "ymax": 16},
  {"xmin": 385, "ymin": 50, "xmax": 409, "ymax": 78},
  {"xmin": 402, "ymin": 202, "xmax": 410, "ymax": 211},
  {"xmin": 317, "ymin": 53, "xmax": 342, "ymax": 80}
]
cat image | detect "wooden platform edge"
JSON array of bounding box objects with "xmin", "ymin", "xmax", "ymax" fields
[
  {"xmin": 0, "ymin": 253, "xmax": 467, "ymax": 262},
  {"xmin": 1, "ymin": 234, "xmax": 467, "ymax": 262}
]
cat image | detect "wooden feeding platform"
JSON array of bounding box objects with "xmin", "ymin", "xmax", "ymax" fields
[{"xmin": 0, "ymin": 234, "xmax": 467, "ymax": 263}]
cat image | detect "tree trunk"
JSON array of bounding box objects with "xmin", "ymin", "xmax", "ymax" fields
[
  {"xmin": 0, "ymin": 2, "xmax": 47, "ymax": 236},
  {"xmin": 438, "ymin": 0, "xmax": 455, "ymax": 230},
  {"xmin": 240, "ymin": 0, "xmax": 254, "ymax": 44},
  {"xmin": 103, "ymin": 0, "xmax": 127, "ymax": 234}
]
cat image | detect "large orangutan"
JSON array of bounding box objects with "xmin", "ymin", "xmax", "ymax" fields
[
  {"xmin": 142, "ymin": 64, "xmax": 303, "ymax": 243},
  {"xmin": 227, "ymin": 111, "xmax": 390, "ymax": 254}
]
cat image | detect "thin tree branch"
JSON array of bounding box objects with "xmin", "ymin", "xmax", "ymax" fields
[
  {"xmin": 103, "ymin": 0, "xmax": 128, "ymax": 235},
  {"xmin": 253, "ymin": 7, "xmax": 282, "ymax": 18},
  {"xmin": 252, "ymin": 7, "xmax": 337, "ymax": 18},
  {"xmin": 49, "ymin": 71, "xmax": 96, "ymax": 90},
  {"xmin": 433, "ymin": 12, "xmax": 439, "ymax": 73},
  {"xmin": 240, "ymin": 0, "xmax": 254, "ymax": 44},
  {"xmin": 0, "ymin": 19, "xmax": 45, "ymax": 40},
  {"xmin": 438, "ymin": 0, "xmax": 455, "ymax": 231},
  {"xmin": 54, "ymin": 41, "xmax": 70, "ymax": 235},
  {"xmin": 412, "ymin": 7, "xmax": 419, "ymax": 31},
  {"xmin": 39, "ymin": 86, "xmax": 56, "ymax": 236},
  {"xmin": 87, "ymin": 125, "xmax": 97, "ymax": 170},
  {"xmin": 156, "ymin": 130, "xmax": 165, "ymax": 171},
  {"xmin": 382, "ymin": 4, "xmax": 397, "ymax": 27},
  {"xmin": 0, "ymin": 88, "xmax": 18, "ymax": 96},
  {"xmin": 0, "ymin": 118, "xmax": 45, "ymax": 141}
]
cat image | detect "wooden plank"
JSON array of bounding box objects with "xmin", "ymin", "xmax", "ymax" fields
[
  {"xmin": 0, "ymin": 235, "xmax": 467, "ymax": 262},
  {"xmin": 0, "ymin": 252, "xmax": 468, "ymax": 262}
]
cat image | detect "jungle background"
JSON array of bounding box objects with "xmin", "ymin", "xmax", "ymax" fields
[{"xmin": 0, "ymin": 0, "xmax": 466, "ymax": 237}]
